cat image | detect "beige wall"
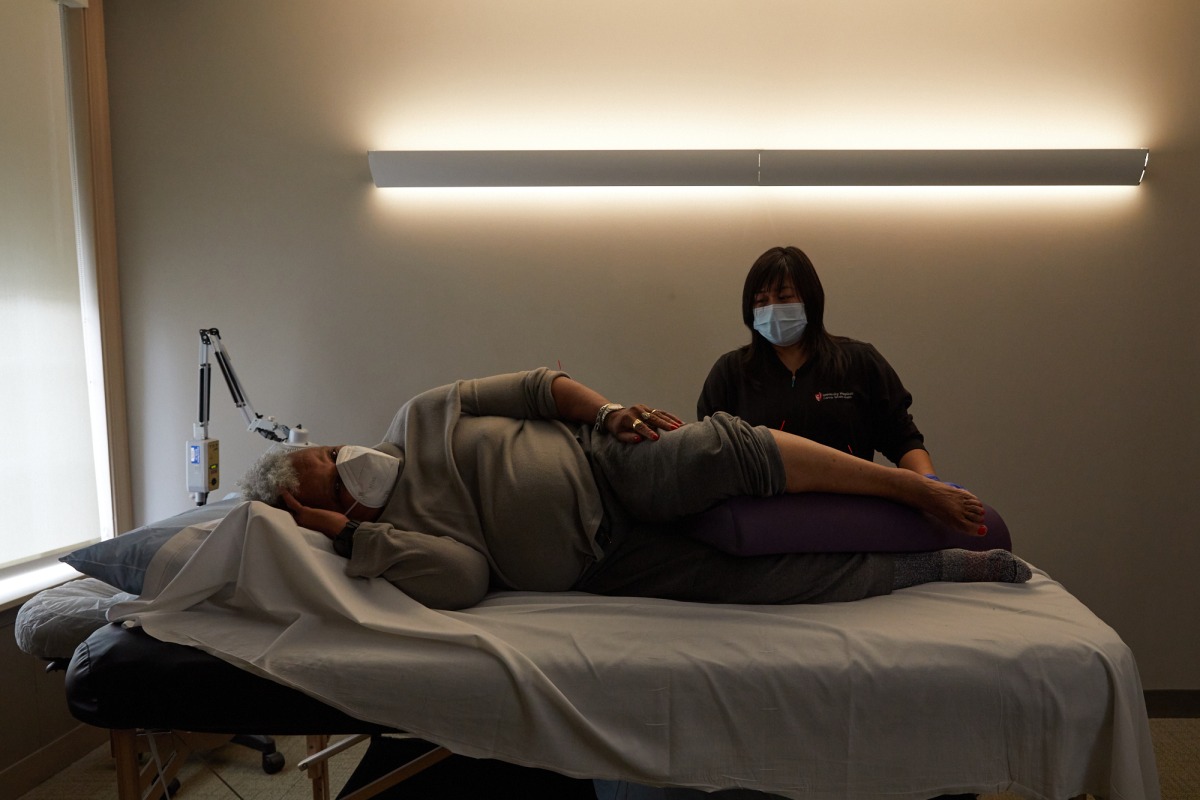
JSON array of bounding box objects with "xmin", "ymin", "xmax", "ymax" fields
[{"xmin": 104, "ymin": 1, "xmax": 1199, "ymax": 689}]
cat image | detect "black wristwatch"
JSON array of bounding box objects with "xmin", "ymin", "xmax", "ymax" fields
[{"xmin": 333, "ymin": 519, "xmax": 360, "ymax": 557}]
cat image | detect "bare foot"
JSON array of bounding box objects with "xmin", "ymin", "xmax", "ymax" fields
[{"xmin": 913, "ymin": 478, "xmax": 987, "ymax": 536}]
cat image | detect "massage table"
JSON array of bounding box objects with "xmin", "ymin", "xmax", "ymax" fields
[{"xmin": 16, "ymin": 496, "xmax": 1161, "ymax": 800}]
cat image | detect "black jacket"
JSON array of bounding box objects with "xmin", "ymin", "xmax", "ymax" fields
[{"xmin": 697, "ymin": 339, "xmax": 926, "ymax": 465}]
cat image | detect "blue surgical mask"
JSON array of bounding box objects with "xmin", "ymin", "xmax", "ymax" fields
[{"xmin": 753, "ymin": 303, "xmax": 807, "ymax": 347}]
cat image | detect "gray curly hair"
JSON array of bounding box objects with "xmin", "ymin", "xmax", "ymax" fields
[{"xmin": 237, "ymin": 448, "xmax": 301, "ymax": 505}]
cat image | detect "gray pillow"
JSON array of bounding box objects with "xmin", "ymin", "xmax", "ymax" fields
[
  {"xmin": 14, "ymin": 577, "xmax": 136, "ymax": 659},
  {"xmin": 59, "ymin": 497, "xmax": 241, "ymax": 594}
]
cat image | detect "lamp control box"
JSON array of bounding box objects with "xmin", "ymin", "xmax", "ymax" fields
[{"xmin": 186, "ymin": 438, "xmax": 220, "ymax": 493}]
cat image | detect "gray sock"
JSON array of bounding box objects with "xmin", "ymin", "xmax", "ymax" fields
[{"xmin": 893, "ymin": 549, "xmax": 1032, "ymax": 590}]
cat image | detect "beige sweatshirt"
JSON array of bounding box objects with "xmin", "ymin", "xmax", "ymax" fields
[{"xmin": 342, "ymin": 368, "xmax": 604, "ymax": 610}]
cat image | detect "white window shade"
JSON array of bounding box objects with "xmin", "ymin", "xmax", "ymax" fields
[{"xmin": 0, "ymin": 1, "xmax": 104, "ymax": 577}]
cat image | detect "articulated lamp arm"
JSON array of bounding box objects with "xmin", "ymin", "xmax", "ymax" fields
[{"xmin": 188, "ymin": 327, "xmax": 309, "ymax": 505}]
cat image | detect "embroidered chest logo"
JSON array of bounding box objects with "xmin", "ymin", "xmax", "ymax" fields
[{"xmin": 814, "ymin": 391, "xmax": 855, "ymax": 402}]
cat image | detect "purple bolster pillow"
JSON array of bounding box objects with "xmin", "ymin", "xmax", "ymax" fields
[{"xmin": 683, "ymin": 493, "xmax": 1010, "ymax": 556}]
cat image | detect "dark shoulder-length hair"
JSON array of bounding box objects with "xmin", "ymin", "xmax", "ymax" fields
[{"xmin": 739, "ymin": 245, "xmax": 847, "ymax": 380}]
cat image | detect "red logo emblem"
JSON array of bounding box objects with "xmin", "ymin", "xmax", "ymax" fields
[{"xmin": 815, "ymin": 393, "xmax": 822, "ymax": 401}]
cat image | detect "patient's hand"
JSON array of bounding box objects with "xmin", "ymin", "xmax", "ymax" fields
[
  {"xmin": 607, "ymin": 405, "xmax": 686, "ymax": 443},
  {"xmin": 280, "ymin": 491, "xmax": 346, "ymax": 539}
]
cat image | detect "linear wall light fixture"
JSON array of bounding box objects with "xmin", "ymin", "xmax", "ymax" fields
[{"xmin": 368, "ymin": 149, "xmax": 1149, "ymax": 188}]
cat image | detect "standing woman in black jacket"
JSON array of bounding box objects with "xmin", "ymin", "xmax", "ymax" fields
[{"xmin": 698, "ymin": 245, "xmax": 939, "ymax": 476}]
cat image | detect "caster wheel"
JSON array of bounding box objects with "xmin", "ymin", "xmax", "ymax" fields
[{"xmin": 262, "ymin": 750, "xmax": 286, "ymax": 774}]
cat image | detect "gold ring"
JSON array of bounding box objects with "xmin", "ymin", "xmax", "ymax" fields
[
  {"xmin": 650, "ymin": 409, "xmax": 659, "ymax": 414},
  {"xmin": 631, "ymin": 418, "xmax": 645, "ymax": 428},
  {"xmin": 640, "ymin": 411, "xmax": 652, "ymax": 421}
]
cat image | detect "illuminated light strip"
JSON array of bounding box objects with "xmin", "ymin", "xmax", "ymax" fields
[{"xmin": 368, "ymin": 149, "xmax": 1149, "ymax": 187}]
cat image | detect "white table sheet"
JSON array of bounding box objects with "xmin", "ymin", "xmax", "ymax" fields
[{"xmin": 110, "ymin": 501, "xmax": 1160, "ymax": 800}]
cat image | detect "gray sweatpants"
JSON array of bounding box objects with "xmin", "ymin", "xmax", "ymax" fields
[{"xmin": 574, "ymin": 413, "xmax": 895, "ymax": 605}]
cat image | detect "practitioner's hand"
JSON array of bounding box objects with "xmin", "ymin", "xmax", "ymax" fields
[
  {"xmin": 605, "ymin": 404, "xmax": 685, "ymax": 443},
  {"xmin": 280, "ymin": 490, "xmax": 347, "ymax": 539}
]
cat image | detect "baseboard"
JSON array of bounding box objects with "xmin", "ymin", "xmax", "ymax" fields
[
  {"xmin": 1144, "ymin": 690, "xmax": 1200, "ymax": 718},
  {"xmin": 0, "ymin": 722, "xmax": 108, "ymax": 800}
]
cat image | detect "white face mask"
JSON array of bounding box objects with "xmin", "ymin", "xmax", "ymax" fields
[
  {"xmin": 753, "ymin": 302, "xmax": 808, "ymax": 347},
  {"xmin": 335, "ymin": 445, "xmax": 400, "ymax": 512}
]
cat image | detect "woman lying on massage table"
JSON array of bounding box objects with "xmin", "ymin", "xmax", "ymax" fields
[{"xmin": 238, "ymin": 368, "xmax": 1030, "ymax": 610}]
